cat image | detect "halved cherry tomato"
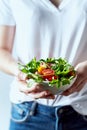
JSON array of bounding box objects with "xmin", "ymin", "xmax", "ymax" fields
[
  {"xmin": 41, "ymin": 69, "xmax": 55, "ymax": 76},
  {"xmin": 40, "ymin": 68, "xmax": 58, "ymax": 81}
]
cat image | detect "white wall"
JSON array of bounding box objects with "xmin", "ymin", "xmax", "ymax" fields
[{"xmin": 0, "ymin": 72, "xmax": 13, "ymax": 130}]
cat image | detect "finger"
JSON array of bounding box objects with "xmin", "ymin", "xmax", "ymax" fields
[
  {"xmin": 18, "ymin": 71, "xmax": 27, "ymax": 81},
  {"xmin": 70, "ymin": 74, "xmax": 83, "ymax": 88},
  {"xmin": 62, "ymin": 79, "xmax": 86, "ymax": 96},
  {"xmin": 62, "ymin": 89, "xmax": 72, "ymax": 96},
  {"xmin": 17, "ymin": 79, "xmax": 55, "ymax": 99},
  {"xmin": 32, "ymin": 91, "xmax": 51, "ymax": 99},
  {"xmin": 27, "ymin": 83, "xmax": 44, "ymax": 93},
  {"xmin": 19, "ymin": 81, "xmax": 43, "ymax": 93},
  {"xmin": 18, "ymin": 80, "xmax": 30, "ymax": 94},
  {"xmin": 75, "ymin": 80, "xmax": 86, "ymax": 92},
  {"xmin": 68, "ymin": 74, "xmax": 87, "ymax": 92},
  {"xmin": 44, "ymin": 94, "xmax": 55, "ymax": 99},
  {"xmin": 18, "ymin": 80, "xmax": 51, "ymax": 96}
]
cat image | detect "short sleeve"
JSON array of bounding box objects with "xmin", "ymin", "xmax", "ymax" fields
[{"xmin": 0, "ymin": 0, "xmax": 16, "ymax": 26}]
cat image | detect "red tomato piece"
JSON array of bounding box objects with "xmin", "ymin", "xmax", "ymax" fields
[
  {"xmin": 41, "ymin": 69, "xmax": 55, "ymax": 76},
  {"xmin": 42, "ymin": 75, "xmax": 58, "ymax": 81}
]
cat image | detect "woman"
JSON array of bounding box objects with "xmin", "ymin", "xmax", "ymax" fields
[{"xmin": 0, "ymin": 0, "xmax": 87, "ymax": 130}]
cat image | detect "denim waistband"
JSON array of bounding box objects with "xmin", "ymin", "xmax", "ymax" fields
[{"xmin": 21, "ymin": 101, "xmax": 75, "ymax": 118}]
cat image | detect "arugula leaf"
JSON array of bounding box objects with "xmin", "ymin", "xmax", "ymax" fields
[
  {"xmin": 27, "ymin": 72, "xmax": 43, "ymax": 83},
  {"xmin": 49, "ymin": 79, "xmax": 61, "ymax": 88},
  {"xmin": 45, "ymin": 58, "xmax": 56, "ymax": 63}
]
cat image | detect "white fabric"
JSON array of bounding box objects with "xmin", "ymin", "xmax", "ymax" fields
[
  {"xmin": 0, "ymin": 0, "xmax": 15, "ymax": 25},
  {"xmin": 0, "ymin": 0, "xmax": 87, "ymax": 115}
]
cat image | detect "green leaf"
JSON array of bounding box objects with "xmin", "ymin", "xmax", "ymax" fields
[
  {"xmin": 49, "ymin": 79, "xmax": 61, "ymax": 88},
  {"xmin": 61, "ymin": 78, "xmax": 70, "ymax": 86}
]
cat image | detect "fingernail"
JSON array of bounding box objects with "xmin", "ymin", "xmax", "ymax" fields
[{"xmin": 44, "ymin": 92, "xmax": 48, "ymax": 96}]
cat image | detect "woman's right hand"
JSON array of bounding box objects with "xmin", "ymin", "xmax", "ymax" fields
[{"xmin": 16, "ymin": 71, "xmax": 55, "ymax": 99}]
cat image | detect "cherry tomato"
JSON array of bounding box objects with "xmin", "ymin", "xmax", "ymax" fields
[{"xmin": 41, "ymin": 69, "xmax": 55, "ymax": 76}]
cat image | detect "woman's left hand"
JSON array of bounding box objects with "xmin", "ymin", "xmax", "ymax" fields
[{"xmin": 62, "ymin": 61, "xmax": 87, "ymax": 96}]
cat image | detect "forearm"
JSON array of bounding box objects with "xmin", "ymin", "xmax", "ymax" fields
[{"xmin": 0, "ymin": 48, "xmax": 19, "ymax": 76}]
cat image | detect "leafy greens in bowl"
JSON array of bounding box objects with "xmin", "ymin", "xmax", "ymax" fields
[{"xmin": 18, "ymin": 57, "xmax": 76, "ymax": 95}]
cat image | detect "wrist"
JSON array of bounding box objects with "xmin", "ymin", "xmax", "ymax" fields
[
  {"xmin": 12, "ymin": 61, "xmax": 20, "ymax": 77},
  {"xmin": 13, "ymin": 61, "xmax": 27, "ymax": 80}
]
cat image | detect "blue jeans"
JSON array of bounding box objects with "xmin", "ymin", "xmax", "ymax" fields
[{"xmin": 9, "ymin": 101, "xmax": 87, "ymax": 130}]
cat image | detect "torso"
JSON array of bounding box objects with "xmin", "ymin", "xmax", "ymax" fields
[{"xmin": 9, "ymin": 0, "xmax": 87, "ymax": 114}]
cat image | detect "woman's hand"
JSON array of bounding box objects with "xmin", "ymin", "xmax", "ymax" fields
[
  {"xmin": 17, "ymin": 71, "xmax": 55, "ymax": 99},
  {"xmin": 62, "ymin": 61, "xmax": 87, "ymax": 96}
]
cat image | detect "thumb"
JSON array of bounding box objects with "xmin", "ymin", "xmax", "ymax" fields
[{"xmin": 18, "ymin": 71, "xmax": 27, "ymax": 81}]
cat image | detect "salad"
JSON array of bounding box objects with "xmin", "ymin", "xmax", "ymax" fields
[{"xmin": 18, "ymin": 57, "xmax": 76, "ymax": 89}]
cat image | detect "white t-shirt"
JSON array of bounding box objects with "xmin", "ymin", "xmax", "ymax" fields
[{"xmin": 0, "ymin": 0, "xmax": 87, "ymax": 115}]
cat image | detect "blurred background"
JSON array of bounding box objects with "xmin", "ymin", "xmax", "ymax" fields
[{"xmin": 0, "ymin": 72, "xmax": 13, "ymax": 130}]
